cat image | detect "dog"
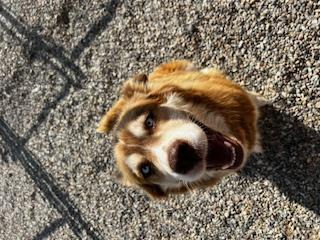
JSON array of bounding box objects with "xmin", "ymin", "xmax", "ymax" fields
[{"xmin": 97, "ymin": 60, "xmax": 267, "ymax": 198}]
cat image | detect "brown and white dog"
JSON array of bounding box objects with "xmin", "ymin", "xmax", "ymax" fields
[{"xmin": 97, "ymin": 60, "xmax": 267, "ymax": 198}]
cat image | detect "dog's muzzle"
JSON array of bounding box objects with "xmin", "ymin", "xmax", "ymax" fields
[{"xmin": 168, "ymin": 140, "xmax": 202, "ymax": 174}]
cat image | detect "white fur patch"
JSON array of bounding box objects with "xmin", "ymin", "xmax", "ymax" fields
[
  {"xmin": 150, "ymin": 121, "xmax": 207, "ymax": 182},
  {"xmin": 151, "ymin": 146, "xmax": 171, "ymax": 174},
  {"xmin": 184, "ymin": 62, "xmax": 197, "ymax": 71},
  {"xmin": 127, "ymin": 115, "xmax": 147, "ymax": 138},
  {"xmin": 200, "ymin": 67, "xmax": 223, "ymax": 76},
  {"xmin": 163, "ymin": 94, "xmax": 230, "ymax": 135},
  {"xmin": 125, "ymin": 154, "xmax": 142, "ymax": 175},
  {"xmin": 163, "ymin": 93, "xmax": 190, "ymax": 110}
]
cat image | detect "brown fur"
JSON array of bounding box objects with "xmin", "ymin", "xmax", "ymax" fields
[{"xmin": 98, "ymin": 60, "xmax": 261, "ymax": 199}]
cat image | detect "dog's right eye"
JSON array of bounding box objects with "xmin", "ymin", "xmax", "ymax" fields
[
  {"xmin": 139, "ymin": 162, "xmax": 153, "ymax": 178},
  {"xmin": 144, "ymin": 112, "xmax": 155, "ymax": 129}
]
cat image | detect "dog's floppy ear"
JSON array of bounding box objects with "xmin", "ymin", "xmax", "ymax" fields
[
  {"xmin": 97, "ymin": 74, "xmax": 149, "ymax": 134},
  {"xmin": 121, "ymin": 74, "xmax": 149, "ymax": 99},
  {"xmin": 132, "ymin": 73, "xmax": 148, "ymax": 84},
  {"xmin": 97, "ymin": 98, "xmax": 125, "ymax": 134},
  {"xmin": 149, "ymin": 60, "xmax": 196, "ymax": 80}
]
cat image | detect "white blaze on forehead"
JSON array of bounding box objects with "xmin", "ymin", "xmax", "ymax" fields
[
  {"xmin": 163, "ymin": 94, "xmax": 230, "ymax": 135},
  {"xmin": 125, "ymin": 153, "xmax": 143, "ymax": 175},
  {"xmin": 163, "ymin": 94, "xmax": 190, "ymax": 110},
  {"xmin": 127, "ymin": 114, "xmax": 147, "ymax": 138},
  {"xmin": 160, "ymin": 121, "xmax": 207, "ymax": 151}
]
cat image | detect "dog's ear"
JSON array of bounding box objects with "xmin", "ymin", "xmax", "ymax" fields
[
  {"xmin": 121, "ymin": 74, "xmax": 149, "ymax": 99},
  {"xmin": 132, "ymin": 73, "xmax": 148, "ymax": 84},
  {"xmin": 149, "ymin": 60, "xmax": 196, "ymax": 80},
  {"xmin": 97, "ymin": 74, "xmax": 149, "ymax": 134},
  {"xmin": 97, "ymin": 98, "xmax": 125, "ymax": 134}
]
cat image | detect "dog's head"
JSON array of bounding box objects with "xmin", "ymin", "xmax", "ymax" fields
[{"xmin": 98, "ymin": 71, "xmax": 252, "ymax": 199}]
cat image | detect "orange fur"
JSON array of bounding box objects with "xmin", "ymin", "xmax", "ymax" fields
[
  {"xmin": 97, "ymin": 99, "xmax": 126, "ymax": 134},
  {"xmin": 97, "ymin": 60, "xmax": 262, "ymax": 199}
]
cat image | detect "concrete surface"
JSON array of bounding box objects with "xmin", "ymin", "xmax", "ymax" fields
[{"xmin": 0, "ymin": 0, "xmax": 319, "ymax": 239}]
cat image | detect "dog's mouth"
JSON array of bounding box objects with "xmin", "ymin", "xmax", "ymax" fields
[{"xmin": 194, "ymin": 120, "xmax": 244, "ymax": 171}]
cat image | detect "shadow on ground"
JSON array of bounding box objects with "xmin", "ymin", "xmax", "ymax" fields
[
  {"xmin": 0, "ymin": 0, "xmax": 119, "ymax": 143},
  {"xmin": 0, "ymin": 2, "xmax": 119, "ymax": 238},
  {"xmin": 242, "ymin": 105, "xmax": 320, "ymax": 215},
  {"xmin": 0, "ymin": 117, "xmax": 103, "ymax": 240}
]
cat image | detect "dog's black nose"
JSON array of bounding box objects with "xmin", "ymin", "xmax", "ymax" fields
[{"xmin": 169, "ymin": 140, "xmax": 201, "ymax": 174}]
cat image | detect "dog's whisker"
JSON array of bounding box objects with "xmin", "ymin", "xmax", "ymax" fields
[{"xmin": 183, "ymin": 181, "xmax": 193, "ymax": 193}]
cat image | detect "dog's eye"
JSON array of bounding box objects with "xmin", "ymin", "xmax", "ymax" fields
[
  {"xmin": 140, "ymin": 163, "xmax": 153, "ymax": 178},
  {"xmin": 144, "ymin": 112, "xmax": 155, "ymax": 129}
]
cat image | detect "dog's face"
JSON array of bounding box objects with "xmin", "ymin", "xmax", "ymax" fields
[
  {"xmin": 98, "ymin": 61, "xmax": 259, "ymax": 198},
  {"xmin": 113, "ymin": 102, "xmax": 245, "ymax": 198}
]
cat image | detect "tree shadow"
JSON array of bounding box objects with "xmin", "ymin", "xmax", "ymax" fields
[
  {"xmin": 0, "ymin": 2, "xmax": 121, "ymax": 238},
  {"xmin": 32, "ymin": 217, "xmax": 67, "ymax": 240},
  {"xmin": 0, "ymin": 2, "xmax": 85, "ymax": 82},
  {"xmin": 0, "ymin": 0, "xmax": 119, "ymax": 143},
  {"xmin": 0, "ymin": 2, "xmax": 85, "ymax": 142},
  {"xmin": 0, "ymin": 118, "xmax": 103, "ymax": 239},
  {"xmin": 241, "ymin": 105, "xmax": 320, "ymax": 215},
  {"xmin": 70, "ymin": 0, "xmax": 119, "ymax": 60}
]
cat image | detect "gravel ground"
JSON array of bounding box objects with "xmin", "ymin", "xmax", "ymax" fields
[{"xmin": 0, "ymin": 0, "xmax": 319, "ymax": 239}]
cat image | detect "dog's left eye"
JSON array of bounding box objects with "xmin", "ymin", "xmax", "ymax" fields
[
  {"xmin": 140, "ymin": 163, "xmax": 153, "ymax": 178},
  {"xmin": 144, "ymin": 112, "xmax": 155, "ymax": 129}
]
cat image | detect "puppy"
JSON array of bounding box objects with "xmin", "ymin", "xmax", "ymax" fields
[{"xmin": 97, "ymin": 60, "xmax": 266, "ymax": 198}]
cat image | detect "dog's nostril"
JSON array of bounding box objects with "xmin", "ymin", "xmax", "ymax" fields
[{"xmin": 169, "ymin": 141, "xmax": 201, "ymax": 174}]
